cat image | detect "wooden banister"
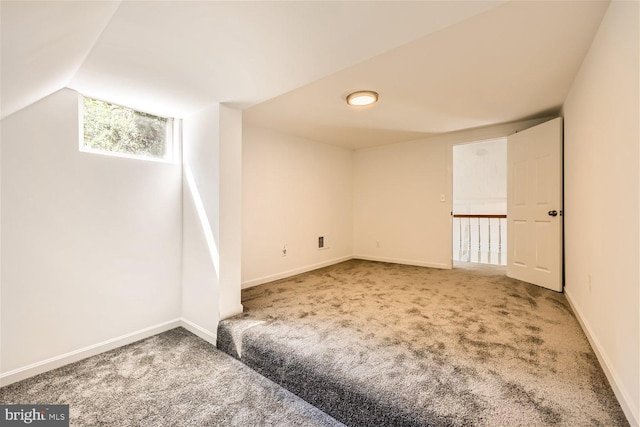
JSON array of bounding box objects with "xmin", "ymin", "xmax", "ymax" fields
[{"xmin": 453, "ymin": 214, "xmax": 507, "ymax": 218}]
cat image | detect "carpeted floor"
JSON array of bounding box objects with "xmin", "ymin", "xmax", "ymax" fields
[
  {"xmin": 218, "ymin": 260, "xmax": 629, "ymax": 427},
  {"xmin": 0, "ymin": 328, "xmax": 344, "ymax": 427}
]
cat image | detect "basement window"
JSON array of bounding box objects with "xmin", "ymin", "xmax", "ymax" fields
[{"xmin": 80, "ymin": 96, "xmax": 173, "ymax": 161}]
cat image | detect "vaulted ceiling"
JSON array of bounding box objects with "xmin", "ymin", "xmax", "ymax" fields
[{"xmin": 1, "ymin": 1, "xmax": 609, "ymax": 149}]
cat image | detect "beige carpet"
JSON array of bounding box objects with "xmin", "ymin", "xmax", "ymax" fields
[{"xmin": 218, "ymin": 260, "xmax": 628, "ymax": 426}]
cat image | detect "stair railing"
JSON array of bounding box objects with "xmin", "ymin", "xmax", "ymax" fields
[{"xmin": 452, "ymin": 214, "xmax": 507, "ymax": 265}]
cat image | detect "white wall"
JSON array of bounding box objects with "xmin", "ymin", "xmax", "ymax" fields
[
  {"xmin": 242, "ymin": 125, "xmax": 353, "ymax": 288},
  {"xmin": 353, "ymin": 138, "xmax": 452, "ymax": 268},
  {"xmin": 218, "ymin": 105, "xmax": 243, "ymax": 318},
  {"xmin": 182, "ymin": 103, "xmax": 243, "ymax": 340},
  {"xmin": 182, "ymin": 172, "xmax": 219, "ymax": 343},
  {"xmin": 453, "ymin": 138, "xmax": 506, "ymax": 215},
  {"xmin": 1, "ymin": 88, "xmax": 183, "ymax": 383},
  {"xmin": 563, "ymin": 1, "xmax": 639, "ymax": 424},
  {"xmin": 182, "ymin": 104, "xmax": 220, "ymax": 342}
]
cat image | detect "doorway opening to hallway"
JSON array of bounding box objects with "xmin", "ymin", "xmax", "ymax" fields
[{"xmin": 452, "ymin": 138, "xmax": 507, "ymax": 266}]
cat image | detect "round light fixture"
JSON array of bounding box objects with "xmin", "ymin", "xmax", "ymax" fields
[{"xmin": 346, "ymin": 91, "xmax": 379, "ymax": 107}]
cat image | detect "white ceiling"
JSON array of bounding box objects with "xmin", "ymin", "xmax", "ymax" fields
[
  {"xmin": 1, "ymin": 1, "xmax": 609, "ymax": 149},
  {"xmin": 244, "ymin": 1, "xmax": 609, "ymax": 148}
]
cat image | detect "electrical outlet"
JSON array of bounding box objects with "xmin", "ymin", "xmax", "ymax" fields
[
  {"xmin": 282, "ymin": 245, "xmax": 287, "ymax": 257},
  {"xmin": 588, "ymin": 274, "xmax": 592, "ymax": 292},
  {"xmin": 376, "ymin": 241, "xmax": 380, "ymax": 248},
  {"xmin": 318, "ymin": 236, "xmax": 324, "ymax": 249}
]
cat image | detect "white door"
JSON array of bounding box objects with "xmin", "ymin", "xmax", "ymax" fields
[{"xmin": 507, "ymin": 117, "xmax": 563, "ymax": 292}]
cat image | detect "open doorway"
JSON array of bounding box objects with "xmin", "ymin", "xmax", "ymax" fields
[{"xmin": 452, "ymin": 138, "xmax": 507, "ymax": 265}]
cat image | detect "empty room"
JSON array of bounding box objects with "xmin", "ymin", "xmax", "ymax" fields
[{"xmin": 1, "ymin": 1, "xmax": 638, "ymax": 426}]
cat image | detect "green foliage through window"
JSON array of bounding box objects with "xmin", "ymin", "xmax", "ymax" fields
[{"xmin": 82, "ymin": 97, "xmax": 170, "ymax": 160}]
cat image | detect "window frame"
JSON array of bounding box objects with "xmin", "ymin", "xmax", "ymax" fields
[{"xmin": 78, "ymin": 94, "xmax": 176, "ymax": 164}]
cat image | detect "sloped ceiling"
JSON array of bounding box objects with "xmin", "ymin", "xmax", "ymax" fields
[
  {"xmin": 1, "ymin": 1, "xmax": 609, "ymax": 149},
  {"xmin": 0, "ymin": 1, "xmax": 121, "ymax": 120}
]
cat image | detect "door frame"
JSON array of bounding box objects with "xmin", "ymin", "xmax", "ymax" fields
[
  {"xmin": 447, "ymin": 118, "xmax": 564, "ymax": 278},
  {"xmin": 449, "ymin": 137, "xmax": 508, "ymax": 266}
]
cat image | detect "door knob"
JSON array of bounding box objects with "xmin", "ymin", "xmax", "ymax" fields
[{"xmin": 548, "ymin": 210, "xmax": 558, "ymax": 217}]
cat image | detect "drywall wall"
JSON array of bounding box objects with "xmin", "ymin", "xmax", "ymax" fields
[
  {"xmin": 353, "ymin": 138, "xmax": 452, "ymax": 268},
  {"xmin": 218, "ymin": 105, "xmax": 243, "ymax": 318},
  {"xmin": 453, "ymin": 138, "xmax": 506, "ymax": 214},
  {"xmin": 181, "ymin": 104, "xmax": 220, "ymax": 342},
  {"xmin": 182, "ymin": 172, "xmax": 219, "ymax": 341},
  {"xmin": 182, "ymin": 103, "xmax": 243, "ymax": 338},
  {"xmin": 0, "ymin": 88, "xmax": 182, "ymax": 382},
  {"xmin": 242, "ymin": 125, "xmax": 353, "ymax": 288},
  {"xmin": 181, "ymin": 104, "xmax": 219, "ymax": 340},
  {"xmin": 563, "ymin": 1, "xmax": 639, "ymax": 424}
]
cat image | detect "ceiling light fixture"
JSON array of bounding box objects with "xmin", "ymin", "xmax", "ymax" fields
[{"xmin": 346, "ymin": 91, "xmax": 379, "ymax": 107}]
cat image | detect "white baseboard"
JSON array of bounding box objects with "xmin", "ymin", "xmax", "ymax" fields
[
  {"xmin": 0, "ymin": 318, "xmax": 182, "ymax": 387},
  {"xmin": 241, "ymin": 255, "xmax": 353, "ymax": 289},
  {"xmin": 0, "ymin": 318, "xmax": 222, "ymax": 387},
  {"xmin": 564, "ymin": 289, "xmax": 639, "ymax": 427},
  {"xmin": 180, "ymin": 318, "xmax": 217, "ymax": 346},
  {"xmin": 353, "ymin": 254, "xmax": 451, "ymax": 270},
  {"xmin": 242, "ymin": 255, "xmax": 451, "ymax": 290}
]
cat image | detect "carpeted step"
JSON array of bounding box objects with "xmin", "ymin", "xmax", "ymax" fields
[{"xmin": 218, "ymin": 318, "xmax": 475, "ymax": 427}]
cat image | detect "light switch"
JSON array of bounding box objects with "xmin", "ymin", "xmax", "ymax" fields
[{"xmin": 440, "ymin": 194, "xmax": 446, "ymax": 202}]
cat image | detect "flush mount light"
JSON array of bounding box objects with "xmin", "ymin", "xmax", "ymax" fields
[{"xmin": 346, "ymin": 91, "xmax": 379, "ymax": 107}]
